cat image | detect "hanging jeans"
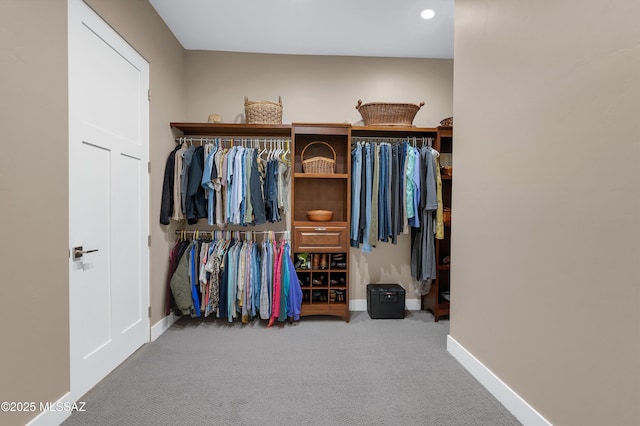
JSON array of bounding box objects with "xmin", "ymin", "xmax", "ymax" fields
[
  {"xmin": 368, "ymin": 143, "xmax": 379, "ymax": 247},
  {"xmin": 350, "ymin": 143, "xmax": 363, "ymax": 247},
  {"xmin": 390, "ymin": 143, "xmax": 400, "ymax": 244},
  {"xmin": 378, "ymin": 143, "xmax": 389, "ymax": 242},
  {"xmin": 361, "ymin": 143, "xmax": 373, "ymax": 253},
  {"xmin": 264, "ymin": 160, "xmax": 280, "ymax": 223}
]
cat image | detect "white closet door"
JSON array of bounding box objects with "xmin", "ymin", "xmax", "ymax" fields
[{"xmin": 68, "ymin": 0, "xmax": 149, "ymax": 400}]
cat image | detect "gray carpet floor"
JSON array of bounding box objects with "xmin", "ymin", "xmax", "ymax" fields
[{"xmin": 63, "ymin": 311, "xmax": 521, "ymax": 426}]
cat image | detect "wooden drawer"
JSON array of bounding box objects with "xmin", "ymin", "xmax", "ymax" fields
[{"xmin": 293, "ymin": 223, "xmax": 348, "ymax": 251}]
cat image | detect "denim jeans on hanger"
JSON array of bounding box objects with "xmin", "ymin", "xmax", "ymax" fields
[
  {"xmin": 390, "ymin": 143, "xmax": 400, "ymax": 244},
  {"xmin": 265, "ymin": 160, "xmax": 280, "ymax": 223},
  {"xmin": 362, "ymin": 142, "xmax": 373, "ymax": 253},
  {"xmin": 378, "ymin": 143, "xmax": 389, "ymax": 242},
  {"xmin": 350, "ymin": 142, "xmax": 363, "ymax": 247},
  {"xmin": 368, "ymin": 143, "xmax": 379, "ymax": 247}
]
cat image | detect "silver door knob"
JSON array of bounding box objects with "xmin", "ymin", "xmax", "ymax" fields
[{"xmin": 72, "ymin": 246, "xmax": 99, "ymax": 260}]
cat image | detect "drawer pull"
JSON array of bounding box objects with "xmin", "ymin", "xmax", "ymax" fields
[{"xmin": 314, "ymin": 227, "xmax": 327, "ymax": 231}]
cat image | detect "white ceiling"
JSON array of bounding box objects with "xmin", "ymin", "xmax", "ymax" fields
[{"xmin": 149, "ymin": 0, "xmax": 454, "ymax": 59}]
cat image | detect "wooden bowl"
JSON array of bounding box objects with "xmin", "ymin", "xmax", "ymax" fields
[{"xmin": 307, "ymin": 210, "xmax": 333, "ymax": 222}]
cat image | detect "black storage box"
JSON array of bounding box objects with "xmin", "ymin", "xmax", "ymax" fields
[{"xmin": 367, "ymin": 284, "xmax": 405, "ymax": 319}]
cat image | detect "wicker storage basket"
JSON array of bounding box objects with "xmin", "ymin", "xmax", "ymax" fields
[
  {"xmin": 356, "ymin": 99, "xmax": 425, "ymax": 126},
  {"xmin": 301, "ymin": 141, "xmax": 336, "ymax": 174},
  {"xmin": 244, "ymin": 96, "xmax": 283, "ymax": 124},
  {"xmin": 440, "ymin": 116, "xmax": 453, "ymax": 126}
]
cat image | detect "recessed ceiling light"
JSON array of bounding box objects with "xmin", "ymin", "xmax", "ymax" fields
[{"xmin": 421, "ymin": 9, "xmax": 435, "ymax": 20}]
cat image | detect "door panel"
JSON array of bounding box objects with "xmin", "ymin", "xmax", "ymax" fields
[
  {"xmin": 112, "ymin": 153, "xmax": 144, "ymax": 333},
  {"xmin": 77, "ymin": 20, "xmax": 141, "ymax": 144},
  {"xmin": 72, "ymin": 140, "xmax": 112, "ymax": 358}
]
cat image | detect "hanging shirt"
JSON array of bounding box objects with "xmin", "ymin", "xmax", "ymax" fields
[
  {"xmin": 286, "ymin": 243, "xmax": 303, "ymax": 321},
  {"xmin": 225, "ymin": 147, "xmax": 237, "ymax": 224},
  {"xmin": 250, "ymin": 242, "xmax": 261, "ymax": 317},
  {"xmin": 188, "ymin": 241, "xmax": 201, "ymax": 317},
  {"xmin": 171, "ymin": 144, "xmax": 187, "ymax": 221},
  {"xmin": 202, "ymin": 146, "xmax": 218, "ymax": 225},
  {"xmin": 186, "ymin": 146, "xmax": 206, "ymax": 224},
  {"xmin": 268, "ymin": 240, "xmax": 284, "ymax": 327},
  {"xmin": 214, "ymin": 148, "xmax": 226, "ymax": 228},
  {"xmin": 160, "ymin": 144, "xmax": 182, "ymax": 225},
  {"xmin": 259, "ymin": 240, "xmax": 271, "ymax": 319},
  {"xmin": 277, "ymin": 159, "xmax": 290, "ymax": 214},
  {"xmin": 180, "ymin": 145, "xmax": 196, "ymax": 215},
  {"xmin": 244, "ymin": 149, "xmax": 254, "ymax": 224},
  {"xmin": 433, "ymin": 150, "xmax": 445, "ymax": 240}
]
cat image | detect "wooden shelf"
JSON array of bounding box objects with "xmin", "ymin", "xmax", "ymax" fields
[
  {"xmin": 292, "ymin": 123, "xmax": 350, "ymax": 136},
  {"xmin": 170, "ymin": 122, "xmax": 292, "ymax": 136},
  {"xmin": 293, "ymin": 173, "xmax": 349, "ymax": 179},
  {"xmin": 351, "ymin": 125, "xmax": 438, "ymax": 136}
]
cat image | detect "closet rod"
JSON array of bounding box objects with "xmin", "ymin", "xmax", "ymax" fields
[
  {"xmin": 352, "ymin": 136, "xmax": 434, "ymax": 143},
  {"xmin": 175, "ymin": 136, "xmax": 291, "ymax": 144},
  {"xmin": 175, "ymin": 230, "xmax": 290, "ymax": 239},
  {"xmin": 175, "ymin": 230, "xmax": 289, "ymax": 234},
  {"xmin": 352, "ymin": 137, "xmax": 434, "ymax": 148}
]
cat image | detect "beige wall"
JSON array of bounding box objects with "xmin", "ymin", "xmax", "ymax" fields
[
  {"xmin": 184, "ymin": 51, "xmax": 453, "ymax": 301},
  {"xmin": 452, "ymin": 1, "xmax": 640, "ymax": 425},
  {"xmin": 184, "ymin": 51, "xmax": 452, "ymax": 128},
  {"xmin": 0, "ymin": 1, "xmax": 69, "ymax": 425},
  {"xmin": 0, "ymin": 0, "xmax": 185, "ymax": 424}
]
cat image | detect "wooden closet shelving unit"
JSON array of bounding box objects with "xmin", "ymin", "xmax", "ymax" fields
[
  {"xmin": 292, "ymin": 123, "xmax": 351, "ymax": 322},
  {"xmin": 169, "ymin": 122, "xmax": 453, "ymax": 323}
]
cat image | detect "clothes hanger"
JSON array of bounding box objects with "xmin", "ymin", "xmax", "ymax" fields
[
  {"xmin": 283, "ymin": 139, "xmax": 291, "ymax": 163},
  {"xmin": 275, "ymin": 139, "xmax": 283, "ymax": 161},
  {"xmin": 259, "ymin": 139, "xmax": 268, "ymax": 159}
]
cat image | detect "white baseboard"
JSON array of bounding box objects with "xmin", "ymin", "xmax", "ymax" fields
[
  {"xmin": 350, "ymin": 298, "xmax": 421, "ymax": 312},
  {"xmin": 447, "ymin": 335, "xmax": 552, "ymax": 426},
  {"xmin": 151, "ymin": 301, "xmax": 420, "ymax": 333},
  {"xmin": 150, "ymin": 313, "xmax": 179, "ymax": 342},
  {"xmin": 25, "ymin": 392, "xmax": 76, "ymax": 426}
]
